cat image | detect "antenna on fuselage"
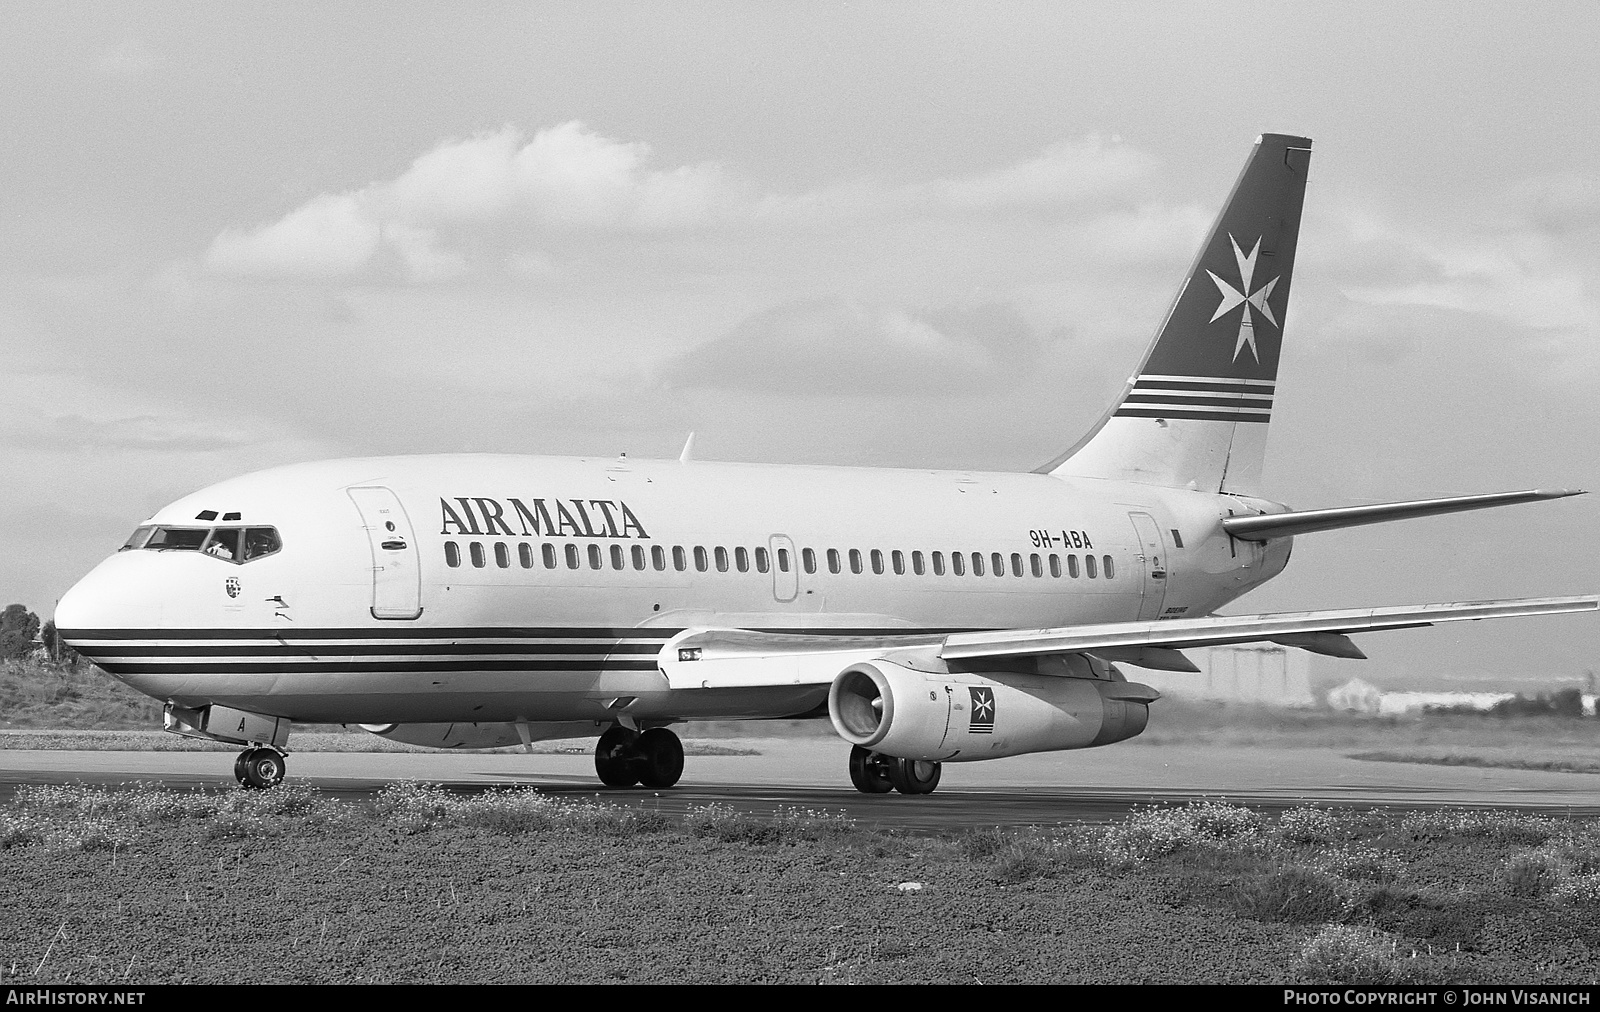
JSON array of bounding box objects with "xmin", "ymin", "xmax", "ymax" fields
[{"xmin": 679, "ymin": 431, "xmax": 696, "ymax": 463}]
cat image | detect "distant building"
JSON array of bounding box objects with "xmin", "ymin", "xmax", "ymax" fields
[
  {"xmin": 1138, "ymin": 644, "xmax": 1315, "ymax": 707},
  {"xmin": 1327, "ymin": 676, "xmax": 1382, "ymax": 713}
]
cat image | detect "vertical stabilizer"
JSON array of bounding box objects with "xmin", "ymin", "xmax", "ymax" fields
[{"xmin": 1043, "ymin": 133, "xmax": 1312, "ymax": 494}]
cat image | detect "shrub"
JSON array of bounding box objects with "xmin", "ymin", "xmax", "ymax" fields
[
  {"xmin": 1504, "ymin": 850, "xmax": 1563, "ymax": 897},
  {"xmin": 1399, "ymin": 810, "xmax": 1557, "ymax": 846},
  {"xmin": 1232, "ymin": 865, "xmax": 1350, "ymax": 923},
  {"xmin": 1276, "ymin": 807, "xmax": 1346, "ymax": 845},
  {"xmin": 1091, "ymin": 801, "xmax": 1266, "ymax": 867},
  {"xmin": 1295, "ymin": 924, "xmax": 1425, "ymax": 984},
  {"xmin": 1312, "ymin": 845, "xmax": 1404, "ymax": 883}
]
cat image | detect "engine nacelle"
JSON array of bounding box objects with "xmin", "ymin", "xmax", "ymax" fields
[
  {"xmin": 828, "ymin": 661, "xmax": 1158, "ymax": 762},
  {"xmin": 357, "ymin": 720, "xmax": 594, "ymax": 750}
]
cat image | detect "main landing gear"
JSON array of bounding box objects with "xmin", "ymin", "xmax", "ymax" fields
[
  {"xmin": 848, "ymin": 745, "xmax": 941, "ymax": 795},
  {"xmin": 594, "ymin": 726, "xmax": 685, "ymax": 789},
  {"xmin": 233, "ymin": 745, "xmax": 287, "ymax": 789}
]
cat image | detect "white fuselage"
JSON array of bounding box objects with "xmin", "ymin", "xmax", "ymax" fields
[{"xmin": 55, "ymin": 454, "xmax": 1291, "ymax": 726}]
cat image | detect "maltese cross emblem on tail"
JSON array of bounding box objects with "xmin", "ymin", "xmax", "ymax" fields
[{"xmin": 1207, "ymin": 234, "xmax": 1280, "ymax": 363}]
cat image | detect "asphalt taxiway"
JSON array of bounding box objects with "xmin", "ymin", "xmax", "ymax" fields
[{"xmin": 3, "ymin": 739, "xmax": 1597, "ymax": 829}]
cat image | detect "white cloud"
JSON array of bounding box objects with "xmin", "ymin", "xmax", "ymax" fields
[
  {"xmin": 202, "ymin": 123, "xmax": 1156, "ymax": 282},
  {"xmin": 205, "ymin": 193, "xmax": 379, "ymax": 279}
]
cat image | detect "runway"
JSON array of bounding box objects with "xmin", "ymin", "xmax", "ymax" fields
[{"xmin": 4, "ymin": 738, "xmax": 1597, "ymax": 829}]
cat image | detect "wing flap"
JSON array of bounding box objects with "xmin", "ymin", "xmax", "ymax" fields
[
  {"xmin": 650, "ymin": 596, "xmax": 1596, "ymax": 688},
  {"xmin": 940, "ymin": 596, "xmax": 1597, "ymax": 662}
]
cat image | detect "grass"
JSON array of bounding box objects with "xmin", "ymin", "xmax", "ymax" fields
[{"xmin": 1, "ymin": 788, "xmax": 1597, "ymax": 984}]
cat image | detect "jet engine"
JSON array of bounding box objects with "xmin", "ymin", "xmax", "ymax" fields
[
  {"xmin": 827, "ymin": 660, "xmax": 1158, "ymax": 762},
  {"xmin": 356, "ymin": 720, "xmax": 594, "ymax": 750}
]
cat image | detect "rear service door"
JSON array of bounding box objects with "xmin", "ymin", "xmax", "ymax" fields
[
  {"xmin": 348, "ymin": 486, "xmax": 423, "ymax": 620},
  {"xmin": 1127, "ymin": 511, "xmax": 1168, "ymax": 621}
]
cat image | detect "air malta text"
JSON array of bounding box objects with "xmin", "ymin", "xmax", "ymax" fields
[{"xmin": 440, "ymin": 497, "xmax": 650, "ymax": 540}]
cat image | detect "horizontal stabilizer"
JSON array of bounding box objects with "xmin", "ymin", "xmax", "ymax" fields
[{"xmin": 1223, "ymin": 489, "xmax": 1586, "ymax": 541}]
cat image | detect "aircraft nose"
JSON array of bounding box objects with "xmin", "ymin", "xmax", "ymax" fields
[{"xmin": 54, "ymin": 554, "xmax": 162, "ymax": 640}]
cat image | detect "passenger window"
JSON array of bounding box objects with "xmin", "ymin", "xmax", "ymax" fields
[
  {"xmin": 931, "ymin": 551, "xmax": 943, "ymax": 576},
  {"xmin": 632, "ymin": 545, "xmax": 646, "ymax": 571},
  {"xmin": 1103, "ymin": 555, "xmax": 1115, "ymax": 579},
  {"xmin": 737, "ymin": 547, "xmax": 751, "ymax": 573},
  {"xmin": 566, "ymin": 544, "xmax": 580, "ymax": 570},
  {"xmin": 912, "ymin": 551, "xmax": 925, "ymax": 576},
  {"xmin": 204, "ymin": 529, "xmax": 242, "ymax": 562},
  {"xmin": 1030, "ymin": 553, "xmax": 1042, "ymax": 578},
  {"xmin": 673, "ymin": 546, "xmax": 687, "ymax": 572},
  {"xmin": 850, "ymin": 549, "xmax": 863, "ymax": 575},
  {"xmin": 652, "ymin": 545, "xmax": 666, "ymax": 571},
  {"xmin": 801, "ymin": 548, "xmax": 815, "ymax": 574},
  {"xmin": 610, "ymin": 545, "xmax": 624, "ymax": 570},
  {"xmin": 445, "ymin": 542, "xmax": 461, "ymax": 568},
  {"xmin": 1049, "ymin": 554, "xmax": 1061, "ymax": 578},
  {"xmin": 714, "ymin": 547, "xmax": 729, "ymax": 573},
  {"xmin": 694, "ymin": 547, "xmax": 708, "ymax": 572},
  {"xmin": 519, "ymin": 543, "xmax": 534, "ymax": 569},
  {"xmin": 871, "ymin": 550, "xmax": 884, "ymax": 575},
  {"xmin": 891, "ymin": 551, "xmax": 905, "ymax": 576},
  {"xmin": 495, "ymin": 542, "xmax": 510, "ymax": 568},
  {"xmin": 470, "ymin": 543, "xmax": 486, "ymax": 568},
  {"xmin": 1010, "ymin": 553, "xmax": 1023, "ymax": 577},
  {"xmin": 971, "ymin": 552, "xmax": 984, "ymax": 577},
  {"xmin": 952, "ymin": 551, "xmax": 965, "ymax": 576},
  {"xmin": 1067, "ymin": 554, "xmax": 1079, "ymax": 578},
  {"xmin": 755, "ymin": 547, "xmax": 769, "ymax": 573},
  {"xmin": 588, "ymin": 545, "xmax": 603, "ymax": 570},
  {"xmin": 827, "ymin": 549, "xmax": 841, "ymax": 575},
  {"xmin": 992, "ymin": 553, "xmax": 1005, "ymax": 578},
  {"xmin": 1086, "ymin": 554, "xmax": 1098, "ymax": 579},
  {"xmin": 543, "ymin": 543, "xmax": 557, "ymax": 569},
  {"xmin": 777, "ymin": 548, "xmax": 790, "ymax": 572}
]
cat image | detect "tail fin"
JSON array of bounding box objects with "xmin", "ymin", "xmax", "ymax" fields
[{"xmin": 1043, "ymin": 133, "xmax": 1312, "ymax": 494}]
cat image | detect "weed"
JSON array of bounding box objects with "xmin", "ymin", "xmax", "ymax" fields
[
  {"xmin": 1399, "ymin": 810, "xmax": 1557, "ymax": 846},
  {"xmin": 1295, "ymin": 924, "xmax": 1430, "ymax": 984},
  {"xmin": 1091, "ymin": 801, "xmax": 1267, "ymax": 867},
  {"xmin": 1231, "ymin": 864, "xmax": 1350, "ymax": 923},
  {"xmin": 1276, "ymin": 807, "xmax": 1346, "ymax": 845},
  {"xmin": 1503, "ymin": 850, "xmax": 1562, "ymax": 897},
  {"xmin": 1311, "ymin": 845, "xmax": 1404, "ymax": 883}
]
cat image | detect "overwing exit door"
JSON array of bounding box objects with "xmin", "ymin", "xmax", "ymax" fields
[{"xmin": 348, "ymin": 486, "xmax": 423, "ymax": 620}]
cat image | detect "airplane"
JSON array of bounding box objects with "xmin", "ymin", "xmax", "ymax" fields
[{"xmin": 54, "ymin": 133, "xmax": 1595, "ymax": 793}]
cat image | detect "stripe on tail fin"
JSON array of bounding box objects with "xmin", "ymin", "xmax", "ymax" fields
[{"xmin": 1043, "ymin": 133, "xmax": 1312, "ymax": 494}]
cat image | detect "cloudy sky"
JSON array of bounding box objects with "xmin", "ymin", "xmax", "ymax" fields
[{"xmin": 3, "ymin": 1, "xmax": 1596, "ymax": 688}]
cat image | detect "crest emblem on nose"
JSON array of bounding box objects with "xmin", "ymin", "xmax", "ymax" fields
[{"xmin": 225, "ymin": 577, "xmax": 241, "ymax": 599}]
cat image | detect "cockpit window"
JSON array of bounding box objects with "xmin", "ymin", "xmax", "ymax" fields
[
  {"xmin": 243, "ymin": 527, "xmax": 282, "ymax": 561},
  {"xmin": 120, "ymin": 526, "xmax": 157, "ymax": 551},
  {"xmin": 204, "ymin": 529, "xmax": 242, "ymax": 561},
  {"xmin": 122, "ymin": 525, "xmax": 282, "ymax": 564},
  {"xmin": 145, "ymin": 527, "xmax": 210, "ymax": 551}
]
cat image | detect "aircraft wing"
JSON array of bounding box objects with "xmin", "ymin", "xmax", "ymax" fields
[{"xmin": 658, "ymin": 595, "xmax": 1598, "ymax": 688}]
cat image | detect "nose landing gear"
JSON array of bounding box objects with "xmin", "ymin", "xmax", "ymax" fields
[
  {"xmin": 234, "ymin": 746, "xmax": 287, "ymax": 789},
  {"xmin": 594, "ymin": 725, "xmax": 684, "ymax": 789}
]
